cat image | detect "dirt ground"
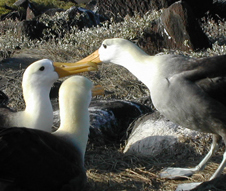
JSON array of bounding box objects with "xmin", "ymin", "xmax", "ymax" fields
[{"xmin": 1, "ymin": 51, "xmax": 226, "ymax": 191}]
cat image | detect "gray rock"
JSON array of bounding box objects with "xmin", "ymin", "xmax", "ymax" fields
[
  {"xmin": 138, "ymin": 1, "xmax": 211, "ymax": 54},
  {"xmin": 123, "ymin": 111, "xmax": 206, "ymax": 157},
  {"xmin": 96, "ymin": 0, "xmax": 177, "ymax": 21}
]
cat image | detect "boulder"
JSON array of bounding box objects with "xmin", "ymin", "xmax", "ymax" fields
[
  {"xmin": 67, "ymin": 6, "xmax": 101, "ymax": 28},
  {"xmin": 15, "ymin": 6, "xmax": 102, "ymax": 40},
  {"xmin": 95, "ymin": 0, "xmax": 213, "ymax": 21},
  {"xmin": 16, "ymin": 20, "xmax": 47, "ymax": 40},
  {"xmin": 209, "ymin": 0, "xmax": 226, "ymax": 20},
  {"xmin": 0, "ymin": 11, "xmax": 25, "ymax": 21},
  {"xmin": 96, "ymin": 0, "xmax": 177, "ymax": 21},
  {"xmin": 138, "ymin": 1, "xmax": 211, "ymax": 54},
  {"xmin": 14, "ymin": 0, "xmax": 39, "ymax": 20},
  {"xmin": 0, "ymin": 91, "xmax": 9, "ymax": 107},
  {"xmin": 43, "ymin": 8, "xmax": 64, "ymax": 16},
  {"xmin": 123, "ymin": 111, "xmax": 207, "ymax": 157},
  {"xmin": 89, "ymin": 99, "xmax": 152, "ymax": 144},
  {"xmin": 182, "ymin": 0, "xmax": 213, "ymax": 18}
]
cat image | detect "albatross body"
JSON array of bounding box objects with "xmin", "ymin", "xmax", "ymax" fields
[
  {"xmin": 0, "ymin": 76, "xmax": 98, "ymax": 191},
  {"xmin": 69, "ymin": 38, "xmax": 226, "ymax": 190},
  {"xmin": 0, "ymin": 59, "xmax": 97, "ymax": 132}
]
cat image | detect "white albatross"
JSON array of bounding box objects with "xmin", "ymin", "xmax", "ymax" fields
[
  {"xmin": 62, "ymin": 38, "xmax": 226, "ymax": 190},
  {"xmin": 0, "ymin": 76, "xmax": 103, "ymax": 191},
  {"xmin": 0, "ymin": 59, "xmax": 97, "ymax": 132}
]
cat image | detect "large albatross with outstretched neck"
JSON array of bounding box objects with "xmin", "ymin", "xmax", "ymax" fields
[
  {"xmin": 63, "ymin": 38, "xmax": 226, "ymax": 190},
  {"xmin": 0, "ymin": 75, "xmax": 102, "ymax": 191},
  {"xmin": 0, "ymin": 59, "xmax": 97, "ymax": 132}
]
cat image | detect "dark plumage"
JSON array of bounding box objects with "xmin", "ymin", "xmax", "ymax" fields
[
  {"xmin": 0, "ymin": 127, "xmax": 86, "ymax": 191},
  {"xmin": 0, "ymin": 76, "xmax": 95, "ymax": 191}
]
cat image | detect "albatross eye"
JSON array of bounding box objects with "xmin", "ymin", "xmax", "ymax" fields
[
  {"xmin": 39, "ymin": 66, "xmax": 45, "ymax": 71},
  {"xmin": 103, "ymin": 44, "xmax": 107, "ymax": 49}
]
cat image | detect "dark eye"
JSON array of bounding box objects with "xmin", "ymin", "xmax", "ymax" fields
[
  {"xmin": 103, "ymin": 44, "xmax": 107, "ymax": 49},
  {"xmin": 39, "ymin": 66, "xmax": 45, "ymax": 71}
]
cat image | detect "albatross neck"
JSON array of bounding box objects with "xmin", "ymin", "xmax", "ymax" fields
[
  {"xmin": 114, "ymin": 52, "xmax": 158, "ymax": 89},
  {"xmin": 18, "ymin": 85, "xmax": 53, "ymax": 132},
  {"xmin": 56, "ymin": 97, "xmax": 90, "ymax": 161}
]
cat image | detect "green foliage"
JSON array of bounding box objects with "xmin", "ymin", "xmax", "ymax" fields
[
  {"xmin": 0, "ymin": 0, "xmax": 77, "ymax": 16},
  {"xmin": 31, "ymin": 0, "xmax": 76, "ymax": 10},
  {"xmin": 0, "ymin": 0, "xmax": 17, "ymax": 15}
]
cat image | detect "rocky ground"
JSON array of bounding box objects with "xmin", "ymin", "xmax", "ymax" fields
[
  {"xmin": 1, "ymin": 0, "xmax": 226, "ymax": 190},
  {"xmin": 1, "ymin": 48, "xmax": 226, "ymax": 191}
]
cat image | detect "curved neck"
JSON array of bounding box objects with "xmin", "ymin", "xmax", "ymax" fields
[
  {"xmin": 56, "ymin": 96, "xmax": 90, "ymax": 162},
  {"xmin": 115, "ymin": 52, "xmax": 156, "ymax": 89},
  {"xmin": 15, "ymin": 85, "xmax": 53, "ymax": 132}
]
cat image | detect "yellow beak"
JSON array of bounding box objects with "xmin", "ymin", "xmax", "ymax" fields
[
  {"xmin": 92, "ymin": 85, "xmax": 105, "ymax": 97},
  {"xmin": 53, "ymin": 50, "xmax": 101, "ymax": 78},
  {"xmin": 73, "ymin": 50, "xmax": 101, "ymax": 66},
  {"xmin": 53, "ymin": 60, "xmax": 98, "ymax": 78}
]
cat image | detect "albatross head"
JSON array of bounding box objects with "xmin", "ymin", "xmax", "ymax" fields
[
  {"xmin": 99, "ymin": 38, "xmax": 147, "ymax": 64},
  {"xmin": 69, "ymin": 38, "xmax": 148, "ymax": 68},
  {"xmin": 17, "ymin": 59, "xmax": 98, "ymax": 132},
  {"xmin": 23, "ymin": 59, "xmax": 58, "ymax": 90},
  {"xmin": 23, "ymin": 58, "xmax": 98, "ymax": 91}
]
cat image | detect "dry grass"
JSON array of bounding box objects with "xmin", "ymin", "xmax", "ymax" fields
[
  {"xmin": 1, "ymin": 11, "xmax": 226, "ymax": 191},
  {"xmin": 1, "ymin": 55, "xmax": 224, "ymax": 191},
  {"xmin": 83, "ymin": 138, "xmax": 226, "ymax": 191}
]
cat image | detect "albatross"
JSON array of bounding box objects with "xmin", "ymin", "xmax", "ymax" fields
[
  {"xmin": 0, "ymin": 59, "xmax": 97, "ymax": 132},
  {"xmin": 63, "ymin": 38, "xmax": 226, "ymax": 190},
  {"xmin": 0, "ymin": 75, "xmax": 103, "ymax": 191}
]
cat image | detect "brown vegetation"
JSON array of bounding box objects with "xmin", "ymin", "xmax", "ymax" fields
[{"xmin": 1, "ymin": 10, "xmax": 226, "ymax": 191}]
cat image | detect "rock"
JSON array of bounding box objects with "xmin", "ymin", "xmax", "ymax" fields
[
  {"xmin": 138, "ymin": 1, "xmax": 211, "ymax": 54},
  {"xmin": 13, "ymin": 0, "xmax": 29, "ymax": 7},
  {"xmin": 0, "ymin": 91, "xmax": 9, "ymax": 107},
  {"xmin": 25, "ymin": 3, "xmax": 36, "ymax": 20},
  {"xmin": 96, "ymin": 0, "xmax": 177, "ymax": 21},
  {"xmin": 14, "ymin": 0, "xmax": 39, "ymax": 20},
  {"xmin": 123, "ymin": 111, "xmax": 206, "ymax": 157},
  {"xmin": 0, "ymin": 11, "xmax": 25, "ymax": 21},
  {"xmin": 89, "ymin": 99, "xmax": 152, "ymax": 144},
  {"xmin": 43, "ymin": 8, "xmax": 64, "ymax": 16},
  {"xmin": 182, "ymin": 0, "xmax": 213, "ymax": 18},
  {"xmin": 67, "ymin": 6, "xmax": 101, "ymax": 28},
  {"xmin": 15, "ymin": 6, "xmax": 102, "ymax": 40},
  {"xmin": 210, "ymin": 0, "xmax": 226, "ymax": 20},
  {"xmin": 161, "ymin": 1, "xmax": 211, "ymax": 50},
  {"xmin": 95, "ymin": 0, "xmax": 212, "ymax": 21},
  {"xmin": 17, "ymin": 20, "xmax": 47, "ymax": 40}
]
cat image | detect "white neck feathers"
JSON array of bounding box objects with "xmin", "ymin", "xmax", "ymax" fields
[
  {"xmin": 55, "ymin": 76, "xmax": 91, "ymax": 162},
  {"xmin": 13, "ymin": 81, "xmax": 53, "ymax": 132}
]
